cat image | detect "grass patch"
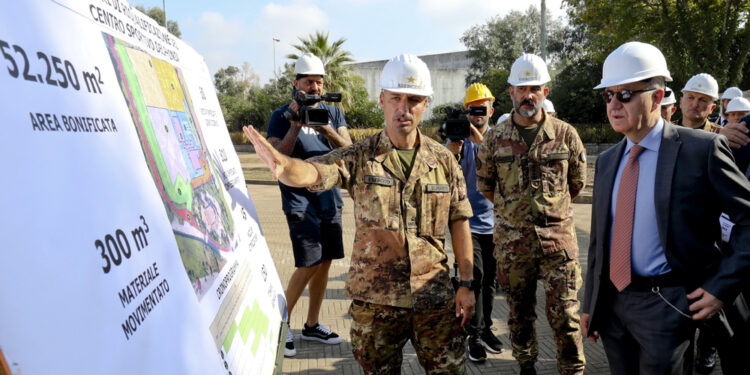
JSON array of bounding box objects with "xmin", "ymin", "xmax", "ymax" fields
[{"xmin": 243, "ymin": 167, "xmax": 274, "ymax": 181}]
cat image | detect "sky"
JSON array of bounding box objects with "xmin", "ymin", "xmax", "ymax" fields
[{"xmin": 130, "ymin": 0, "xmax": 567, "ymax": 84}]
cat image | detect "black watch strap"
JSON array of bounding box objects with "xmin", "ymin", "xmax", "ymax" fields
[{"xmin": 458, "ymin": 279, "xmax": 475, "ymax": 290}]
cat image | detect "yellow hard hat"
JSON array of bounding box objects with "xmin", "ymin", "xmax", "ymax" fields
[{"xmin": 464, "ymin": 83, "xmax": 495, "ymax": 107}]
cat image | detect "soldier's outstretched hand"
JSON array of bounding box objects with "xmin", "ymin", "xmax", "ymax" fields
[{"xmin": 243, "ymin": 125, "xmax": 287, "ymax": 180}]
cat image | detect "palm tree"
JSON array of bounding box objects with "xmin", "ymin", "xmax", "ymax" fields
[{"xmin": 287, "ymin": 31, "xmax": 356, "ymax": 110}]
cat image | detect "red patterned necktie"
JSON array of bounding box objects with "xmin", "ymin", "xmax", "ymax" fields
[{"xmin": 610, "ymin": 145, "xmax": 645, "ymax": 292}]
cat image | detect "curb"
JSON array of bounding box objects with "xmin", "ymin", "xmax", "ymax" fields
[
  {"xmin": 574, "ymin": 194, "xmax": 593, "ymax": 204},
  {"xmin": 244, "ymin": 179, "xmax": 593, "ymax": 202},
  {"xmin": 245, "ymin": 179, "xmax": 278, "ymax": 186}
]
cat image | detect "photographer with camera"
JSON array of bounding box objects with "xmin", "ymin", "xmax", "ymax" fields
[
  {"xmin": 266, "ymin": 52, "xmax": 352, "ymax": 357},
  {"xmin": 245, "ymin": 53, "xmax": 475, "ymax": 373},
  {"xmin": 445, "ymin": 83, "xmax": 504, "ymax": 363},
  {"xmin": 476, "ymin": 54, "xmax": 587, "ymax": 375}
]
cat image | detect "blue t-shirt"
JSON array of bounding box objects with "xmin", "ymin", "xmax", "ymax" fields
[
  {"xmin": 450, "ymin": 137, "xmax": 494, "ymax": 234},
  {"xmin": 267, "ymin": 102, "xmax": 346, "ymax": 214}
]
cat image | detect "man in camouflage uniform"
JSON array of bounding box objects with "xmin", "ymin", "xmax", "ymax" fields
[
  {"xmin": 243, "ymin": 54, "xmax": 476, "ymax": 374},
  {"xmin": 678, "ymin": 73, "xmax": 722, "ymax": 134},
  {"xmin": 476, "ymin": 54, "xmax": 586, "ymax": 375}
]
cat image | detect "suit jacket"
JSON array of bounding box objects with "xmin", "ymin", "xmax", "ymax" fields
[{"xmin": 583, "ymin": 122, "xmax": 750, "ymax": 331}]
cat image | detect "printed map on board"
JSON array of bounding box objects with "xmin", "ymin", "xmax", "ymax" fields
[{"xmin": 104, "ymin": 34, "xmax": 235, "ymax": 300}]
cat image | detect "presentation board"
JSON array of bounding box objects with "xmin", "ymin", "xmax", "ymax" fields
[{"xmin": 0, "ymin": 1, "xmax": 285, "ymax": 374}]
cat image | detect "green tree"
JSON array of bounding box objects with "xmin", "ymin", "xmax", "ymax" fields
[
  {"xmin": 548, "ymin": 59, "xmax": 606, "ymax": 124},
  {"xmin": 345, "ymin": 76, "xmax": 383, "ymax": 128},
  {"xmin": 477, "ymin": 68, "xmax": 513, "ymax": 124},
  {"xmin": 563, "ymin": 0, "xmax": 750, "ymax": 90},
  {"xmin": 241, "ymin": 63, "xmax": 295, "ymax": 132},
  {"xmin": 214, "ymin": 66, "xmax": 247, "ymax": 97},
  {"xmin": 134, "ymin": 5, "xmax": 182, "ymax": 38},
  {"xmin": 287, "ymin": 31, "xmax": 356, "ymax": 109},
  {"xmin": 460, "ymin": 6, "xmax": 567, "ymax": 83},
  {"xmin": 217, "ymin": 94, "xmax": 253, "ymax": 132},
  {"xmin": 214, "ymin": 63, "xmax": 266, "ymax": 131},
  {"xmin": 213, "ymin": 63, "xmax": 260, "ymax": 97}
]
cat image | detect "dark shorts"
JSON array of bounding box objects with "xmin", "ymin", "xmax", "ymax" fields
[{"xmin": 285, "ymin": 207, "xmax": 345, "ymax": 268}]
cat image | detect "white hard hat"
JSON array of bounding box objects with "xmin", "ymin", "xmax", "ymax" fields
[
  {"xmin": 294, "ymin": 53, "xmax": 326, "ymax": 76},
  {"xmin": 508, "ymin": 54, "xmax": 551, "ymax": 86},
  {"xmin": 721, "ymin": 86, "xmax": 743, "ymax": 100},
  {"xmin": 543, "ymin": 99, "xmax": 555, "ymax": 113},
  {"xmin": 682, "ymin": 73, "xmax": 719, "ymax": 100},
  {"xmin": 594, "ymin": 42, "xmax": 672, "ymax": 89},
  {"xmin": 726, "ymin": 97, "xmax": 750, "ymax": 113},
  {"xmin": 496, "ymin": 113, "xmax": 511, "ymax": 124},
  {"xmin": 378, "ymin": 54, "xmax": 433, "ymax": 96},
  {"xmin": 662, "ymin": 87, "xmax": 676, "ymax": 105}
]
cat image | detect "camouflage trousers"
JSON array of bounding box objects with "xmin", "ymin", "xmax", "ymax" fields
[
  {"xmin": 496, "ymin": 246, "xmax": 585, "ymax": 375},
  {"xmin": 349, "ymin": 299, "xmax": 467, "ymax": 375}
]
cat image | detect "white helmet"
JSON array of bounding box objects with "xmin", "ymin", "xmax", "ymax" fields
[
  {"xmin": 594, "ymin": 42, "xmax": 672, "ymax": 89},
  {"xmin": 294, "ymin": 53, "xmax": 326, "ymax": 76},
  {"xmin": 508, "ymin": 54, "xmax": 551, "ymax": 86},
  {"xmin": 662, "ymin": 87, "xmax": 676, "ymax": 105},
  {"xmin": 378, "ymin": 54, "xmax": 433, "ymax": 96},
  {"xmin": 543, "ymin": 99, "xmax": 556, "ymax": 113},
  {"xmin": 721, "ymin": 86, "xmax": 743, "ymax": 100},
  {"xmin": 726, "ymin": 97, "xmax": 750, "ymax": 113},
  {"xmin": 682, "ymin": 73, "xmax": 719, "ymax": 100},
  {"xmin": 496, "ymin": 113, "xmax": 511, "ymax": 124}
]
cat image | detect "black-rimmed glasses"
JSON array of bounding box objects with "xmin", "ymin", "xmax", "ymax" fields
[{"xmin": 601, "ymin": 88, "xmax": 656, "ymax": 103}]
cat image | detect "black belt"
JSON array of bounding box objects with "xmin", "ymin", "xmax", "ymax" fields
[{"xmin": 626, "ymin": 273, "xmax": 682, "ymax": 291}]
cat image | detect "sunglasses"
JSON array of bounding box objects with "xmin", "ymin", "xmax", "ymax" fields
[{"xmin": 601, "ymin": 88, "xmax": 656, "ymax": 103}]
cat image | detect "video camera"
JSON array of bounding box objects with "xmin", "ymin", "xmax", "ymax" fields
[
  {"xmin": 283, "ymin": 89, "xmax": 343, "ymax": 126},
  {"xmin": 442, "ymin": 106, "xmax": 487, "ymax": 141}
]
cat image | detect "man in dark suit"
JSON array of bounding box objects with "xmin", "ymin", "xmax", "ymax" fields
[{"xmin": 582, "ymin": 41, "xmax": 750, "ymax": 374}]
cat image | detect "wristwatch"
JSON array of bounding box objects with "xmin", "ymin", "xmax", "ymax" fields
[{"xmin": 458, "ymin": 279, "xmax": 475, "ymax": 291}]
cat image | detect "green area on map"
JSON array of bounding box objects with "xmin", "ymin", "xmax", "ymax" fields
[{"xmin": 222, "ymin": 300, "xmax": 271, "ymax": 356}]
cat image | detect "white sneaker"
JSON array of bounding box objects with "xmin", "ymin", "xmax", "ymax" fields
[{"xmin": 284, "ymin": 326, "xmax": 296, "ymax": 357}]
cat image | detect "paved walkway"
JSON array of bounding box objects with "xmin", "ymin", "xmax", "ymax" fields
[{"xmin": 248, "ymin": 183, "xmax": 616, "ymax": 374}]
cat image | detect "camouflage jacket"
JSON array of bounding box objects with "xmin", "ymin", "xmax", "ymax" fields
[
  {"xmin": 705, "ymin": 120, "xmax": 722, "ymax": 134},
  {"xmin": 677, "ymin": 119, "xmax": 721, "ymax": 133},
  {"xmin": 476, "ymin": 111, "xmax": 586, "ymax": 258},
  {"xmin": 307, "ymin": 130, "xmax": 473, "ymax": 309}
]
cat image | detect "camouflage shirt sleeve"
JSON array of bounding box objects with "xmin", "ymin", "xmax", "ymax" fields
[
  {"xmin": 475, "ymin": 128, "xmax": 496, "ymax": 193},
  {"xmin": 567, "ymin": 125, "xmax": 587, "ymax": 199},
  {"xmin": 306, "ymin": 145, "xmax": 357, "ymax": 192},
  {"xmin": 447, "ymin": 152, "xmax": 473, "ymax": 222}
]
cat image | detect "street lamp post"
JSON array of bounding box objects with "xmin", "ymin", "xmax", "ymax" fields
[
  {"xmin": 273, "ymin": 37, "xmax": 280, "ymax": 79},
  {"xmin": 541, "ymin": 0, "xmax": 547, "ymax": 61}
]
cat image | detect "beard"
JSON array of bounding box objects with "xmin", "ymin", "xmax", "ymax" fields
[
  {"xmin": 513, "ymin": 98, "xmax": 540, "ymax": 118},
  {"xmin": 470, "ymin": 116, "xmax": 487, "ymax": 127}
]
